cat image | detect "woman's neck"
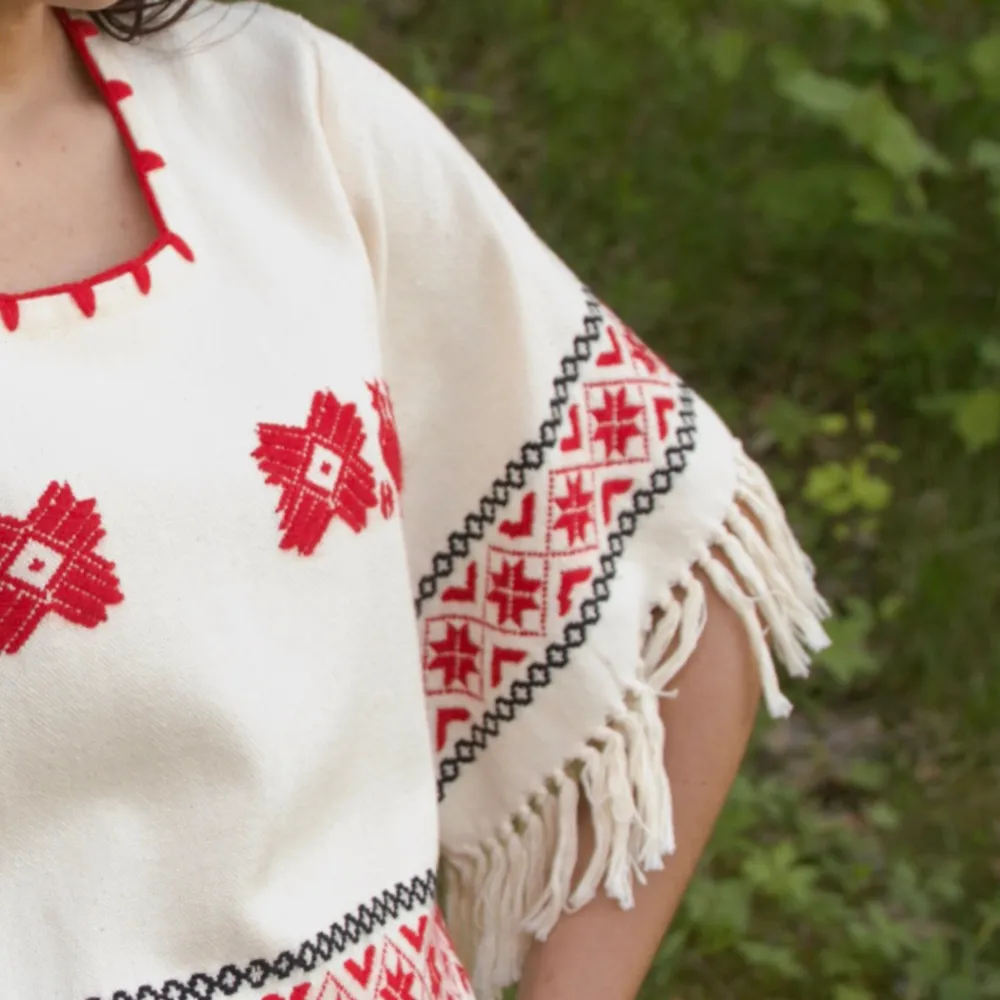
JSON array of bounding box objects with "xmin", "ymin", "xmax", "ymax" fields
[{"xmin": 0, "ymin": 5, "xmax": 83, "ymax": 123}]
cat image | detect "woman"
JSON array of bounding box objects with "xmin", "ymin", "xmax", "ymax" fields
[{"xmin": 0, "ymin": 2, "xmax": 829, "ymax": 999}]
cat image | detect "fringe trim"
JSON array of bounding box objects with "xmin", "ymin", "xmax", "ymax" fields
[{"xmin": 443, "ymin": 449, "xmax": 830, "ymax": 999}]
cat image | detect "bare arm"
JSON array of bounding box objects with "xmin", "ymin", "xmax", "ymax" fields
[{"xmin": 516, "ymin": 569, "xmax": 763, "ymax": 1000}]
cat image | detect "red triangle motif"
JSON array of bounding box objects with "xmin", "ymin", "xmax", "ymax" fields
[
  {"xmin": 399, "ymin": 915, "xmax": 429, "ymax": 955},
  {"xmin": 0, "ymin": 296, "xmax": 19, "ymax": 333},
  {"xmin": 68, "ymin": 283, "xmax": 97, "ymax": 318},
  {"xmin": 71, "ymin": 18, "xmax": 99, "ymax": 37},
  {"xmin": 132, "ymin": 263, "xmax": 152, "ymax": 295},
  {"xmin": 105, "ymin": 79, "xmax": 134, "ymax": 102},
  {"xmin": 344, "ymin": 944, "xmax": 378, "ymax": 988},
  {"xmin": 165, "ymin": 232, "xmax": 195, "ymax": 263},
  {"xmin": 135, "ymin": 149, "xmax": 166, "ymax": 174}
]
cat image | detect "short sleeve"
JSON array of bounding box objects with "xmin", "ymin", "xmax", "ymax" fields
[{"xmin": 312, "ymin": 27, "xmax": 830, "ymax": 999}]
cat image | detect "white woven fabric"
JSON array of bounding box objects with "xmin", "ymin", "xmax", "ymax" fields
[{"xmin": 0, "ymin": 5, "xmax": 829, "ymax": 999}]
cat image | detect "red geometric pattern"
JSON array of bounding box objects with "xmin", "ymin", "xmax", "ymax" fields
[
  {"xmin": 421, "ymin": 303, "xmax": 679, "ymax": 752},
  {"xmin": 368, "ymin": 380, "xmax": 404, "ymax": 493},
  {"xmin": 0, "ymin": 482, "xmax": 123, "ymax": 655},
  {"xmin": 254, "ymin": 390, "xmax": 379, "ymax": 556},
  {"xmin": 267, "ymin": 909, "xmax": 473, "ymax": 1000}
]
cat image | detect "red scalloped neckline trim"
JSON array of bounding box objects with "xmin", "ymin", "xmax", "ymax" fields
[{"xmin": 0, "ymin": 12, "xmax": 194, "ymax": 334}]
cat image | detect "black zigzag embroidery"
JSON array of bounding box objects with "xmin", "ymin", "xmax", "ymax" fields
[
  {"xmin": 85, "ymin": 869, "xmax": 437, "ymax": 1000},
  {"xmin": 436, "ymin": 388, "xmax": 698, "ymax": 801},
  {"xmin": 414, "ymin": 289, "xmax": 604, "ymax": 617}
]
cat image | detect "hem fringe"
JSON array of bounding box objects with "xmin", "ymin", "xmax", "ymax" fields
[{"xmin": 442, "ymin": 449, "xmax": 831, "ymax": 999}]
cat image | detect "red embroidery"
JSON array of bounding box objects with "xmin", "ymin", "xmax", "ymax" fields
[
  {"xmin": 0, "ymin": 13, "xmax": 195, "ymax": 332},
  {"xmin": 557, "ymin": 566, "xmax": 593, "ymax": 617},
  {"xmin": 426, "ymin": 623, "xmax": 482, "ymax": 694},
  {"xmin": 591, "ymin": 387, "xmax": 644, "ymax": 459},
  {"xmin": 264, "ymin": 986, "xmax": 312, "ymax": 1000},
  {"xmin": 654, "ymin": 396, "xmax": 676, "ymax": 440},
  {"xmin": 399, "ymin": 916, "xmax": 429, "ymax": 953},
  {"xmin": 442, "ymin": 563, "xmax": 477, "ymax": 604},
  {"xmin": 624, "ymin": 326, "xmax": 664, "ymax": 374},
  {"xmin": 346, "ymin": 945, "xmax": 378, "ymax": 989},
  {"xmin": 69, "ymin": 283, "xmax": 98, "ymax": 318},
  {"xmin": 379, "ymin": 957, "xmax": 419, "ymax": 1000},
  {"xmin": 552, "ymin": 474, "xmax": 595, "ymax": 546},
  {"xmin": 499, "ymin": 492, "xmax": 536, "ymax": 539},
  {"xmin": 426, "ymin": 949, "xmax": 444, "ymax": 1000},
  {"xmin": 380, "ymin": 482, "xmax": 396, "ymax": 521},
  {"xmin": 487, "ymin": 558, "xmax": 543, "ymax": 628},
  {"xmin": 288, "ymin": 908, "xmax": 473, "ymax": 1000},
  {"xmin": 0, "ymin": 296, "xmax": 19, "ymax": 334},
  {"xmin": 601, "ymin": 477, "xmax": 635, "ymax": 525},
  {"xmin": 368, "ymin": 380, "xmax": 404, "ymax": 492},
  {"xmin": 422, "ymin": 298, "xmax": 684, "ymax": 761},
  {"xmin": 254, "ymin": 390, "xmax": 378, "ymax": 556},
  {"xmin": 105, "ymin": 77, "xmax": 133, "ymax": 102},
  {"xmin": 315, "ymin": 979, "xmax": 359, "ymax": 1000},
  {"xmin": 436, "ymin": 707, "xmax": 472, "ymax": 751},
  {"xmin": 490, "ymin": 645, "xmax": 527, "ymax": 688},
  {"xmin": 0, "ymin": 482, "xmax": 123, "ymax": 655},
  {"xmin": 559, "ymin": 403, "xmax": 584, "ymax": 452},
  {"xmin": 596, "ymin": 324, "xmax": 624, "ymax": 367}
]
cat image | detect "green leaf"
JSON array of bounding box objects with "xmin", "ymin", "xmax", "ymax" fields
[
  {"xmin": 804, "ymin": 462, "xmax": 854, "ymax": 515},
  {"xmin": 702, "ymin": 27, "xmax": 751, "ymax": 82},
  {"xmin": 849, "ymin": 460, "xmax": 892, "ymax": 511},
  {"xmin": 845, "ymin": 759, "xmax": 890, "ymax": 791},
  {"xmin": 766, "ymin": 43, "xmax": 809, "ymax": 80},
  {"xmin": 970, "ymin": 31, "xmax": 1000, "ymax": 99},
  {"xmin": 834, "ymin": 987, "xmax": 876, "ymax": 1000},
  {"xmin": 737, "ymin": 941, "xmax": 807, "ymax": 980},
  {"xmin": 760, "ymin": 396, "xmax": 816, "ymax": 456},
  {"xmin": 952, "ymin": 389, "xmax": 1000, "ymax": 452},
  {"xmin": 821, "ymin": 0, "xmax": 889, "ymax": 29},
  {"xmin": 843, "ymin": 88, "xmax": 951, "ymax": 179},
  {"xmin": 818, "ymin": 599, "xmax": 880, "ymax": 684},
  {"xmin": 970, "ymin": 138, "xmax": 1000, "ymax": 174},
  {"xmin": 818, "ymin": 412, "xmax": 850, "ymax": 436},
  {"xmin": 846, "ymin": 167, "xmax": 897, "ymax": 226},
  {"xmin": 775, "ymin": 68, "xmax": 859, "ymax": 119},
  {"xmin": 866, "ymin": 441, "xmax": 901, "ymax": 463},
  {"xmin": 865, "ymin": 801, "xmax": 901, "ymax": 830},
  {"xmin": 779, "ymin": 0, "xmax": 889, "ymax": 28},
  {"xmin": 979, "ymin": 337, "xmax": 1000, "ymax": 370},
  {"xmin": 878, "ymin": 592, "xmax": 905, "ymax": 620}
]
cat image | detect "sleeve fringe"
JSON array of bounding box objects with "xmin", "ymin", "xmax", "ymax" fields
[{"xmin": 442, "ymin": 449, "xmax": 831, "ymax": 999}]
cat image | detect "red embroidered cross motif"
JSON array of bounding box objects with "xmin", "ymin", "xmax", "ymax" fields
[
  {"xmin": 591, "ymin": 387, "xmax": 644, "ymax": 459},
  {"xmin": 420, "ymin": 295, "xmax": 686, "ymax": 773},
  {"xmin": 487, "ymin": 558, "xmax": 543, "ymax": 628},
  {"xmin": 254, "ymin": 390, "xmax": 378, "ymax": 556},
  {"xmin": 0, "ymin": 482, "xmax": 123, "ymax": 655},
  {"xmin": 426, "ymin": 623, "xmax": 482, "ymax": 694},
  {"xmin": 552, "ymin": 474, "xmax": 595, "ymax": 546}
]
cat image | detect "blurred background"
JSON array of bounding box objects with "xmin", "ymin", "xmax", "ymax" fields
[{"xmin": 283, "ymin": 2, "xmax": 998, "ymax": 997}]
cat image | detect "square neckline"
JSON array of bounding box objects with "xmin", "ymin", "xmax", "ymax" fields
[{"xmin": 0, "ymin": 10, "xmax": 194, "ymax": 336}]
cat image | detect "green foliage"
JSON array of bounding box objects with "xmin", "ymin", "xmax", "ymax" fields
[{"xmin": 280, "ymin": 0, "xmax": 999, "ymax": 996}]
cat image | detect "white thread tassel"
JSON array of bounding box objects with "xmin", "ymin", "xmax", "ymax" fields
[{"xmin": 443, "ymin": 449, "xmax": 830, "ymax": 1000}]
